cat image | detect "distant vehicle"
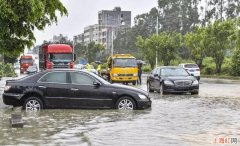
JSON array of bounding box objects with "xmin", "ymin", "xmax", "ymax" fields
[
  {"xmin": 179, "ymin": 63, "xmax": 200, "ymax": 80},
  {"xmin": 147, "ymin": 66, "xmax": 199, "ymax": 95},
  {"xmin": 20, "ymin": 55, "xmax": 33, "ymax": 73},
  {"xmin": 101, "ymin": 54, "xmax": 138, "ymax": 85},
  {"xmin": 3, "ymin": 69, "xmax": 151, "ymax": 111},
  {"xmin": 82, "ymin": 68, "xmax": 98, "ymax": 75},
  {"xmin": 39, "ymin": 44, "xmax": 76, "ymax": 70},
  {"xmin": 26, "ymin": 65, "xmax": 37, "ymax": 74}
]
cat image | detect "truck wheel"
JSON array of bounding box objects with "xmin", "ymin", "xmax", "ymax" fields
[{"xmin": 132, "ymin": 81, "xmax": 137, "ymax": 85}]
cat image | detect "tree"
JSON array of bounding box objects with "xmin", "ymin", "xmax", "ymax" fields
[
  {"xmin": 231, "ymin": 48, "xmax": 240, "ymax": 76},
  {"xmin": 158, "ymin": 0, "xmax": 200, "ymax": 34},
  {"xmin": 136, "ymin": 32, "xmax": 182, "ymax": 68},
  {"xmin": 85, "ymin": 42, "xmax": 105, "ymax": 63},
  {"xmin": 74, "ymin": 43, "xmax": 86, "ymax": 59},
  {"xmin": 184, "ymin": 27, "xmax": 209, "ymax": 68},
  {"xmin": 136, "ymin": 36, "xmax": 156, "ymax": 69},
  {"xmin": 204, "ymin": 0, "xmax": 240, "ymax": 23},
  {"xmin": 231, "ymin": 18, "xmax": 240, "ymax": 76},
  {"xmin": 0, "ymin": 0, "xmax": 67, "ymax": 63},
  {"xmin": 206, "ymin": 19, "xmax": 235, "ymax": 74}
]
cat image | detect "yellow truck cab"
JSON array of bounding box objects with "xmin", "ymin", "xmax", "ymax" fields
[{"xmin": 106, "ymin": 54, "xmax": 138, "ymax": 85}]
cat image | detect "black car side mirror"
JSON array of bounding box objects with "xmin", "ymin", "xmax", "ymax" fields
[{"xmin": 93, "ymin": 81, "xmax": 101, "ymax": 86}]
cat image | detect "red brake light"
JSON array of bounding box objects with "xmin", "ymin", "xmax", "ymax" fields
[{"xmin": 4, "ymin": 85, "xmax": 11, "ymax": 91}]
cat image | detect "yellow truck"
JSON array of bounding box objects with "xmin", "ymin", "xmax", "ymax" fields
[{"xmin": 102, "ymin": 54, "xmax": 138, "ymax": 85}]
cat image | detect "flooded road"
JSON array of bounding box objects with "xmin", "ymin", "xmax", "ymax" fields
[{"xmin": 1, "ymin": 76, "xmax": 240, "ymax": 146}]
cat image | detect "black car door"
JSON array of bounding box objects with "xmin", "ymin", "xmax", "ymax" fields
[
  {"xmin": 69, "ymin": 72, "xmax": 113, "ymax": 108},
  {"xmin": 152, "ymin": 68, "xmax": 161, "ymax": 90},
  {"xmin": 37, "ymin": 71, "xmax": 72, "ymax": 108},
  {"xmin": 148, "ymin": 68, "xmax": 157, "ymax": 89}
]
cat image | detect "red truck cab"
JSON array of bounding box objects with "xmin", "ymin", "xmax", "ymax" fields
[
  {"xmin": 39, "ymin": 44, "xmax": 75, "ymax": 70},
  {"xmin": 20, "ymin": 55, "xmax": 33, "ymax": 73}
]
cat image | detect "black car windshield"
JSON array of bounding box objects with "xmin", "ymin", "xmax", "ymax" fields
[
  {"xmin": 113, "ymin": 58, "xmax": 137, "ymax": 67},
  {"xmin": 161, "ymin": 68, "xmax": 189, "ymax": 76},
  {"xmin": 49, "ymin": 53, "xmax": 73, "ymax": 62}
]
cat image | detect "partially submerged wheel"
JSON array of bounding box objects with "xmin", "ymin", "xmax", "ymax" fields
[
  {"xmin": 160, "ymin": 83, "xmax": 165, "ymax": 95},
  {"xmin": 147, "ymin": 82, "xmax": 154, "ymax": 92},
  {"xmin": 191, "ymin": 91, "xmax": 199, "ymax": 95},
  {"xmin": 23, "ymin": 97, "xmax": 43, "ymax": 111},
  {"xmin": 116, "ymin": 97, "xmax": 136, "ymax": 110}
]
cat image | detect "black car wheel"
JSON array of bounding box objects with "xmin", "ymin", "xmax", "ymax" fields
[
  {"xmin": 116, "ymin": 96, "xmax": 136, "ymax": 110},
  {"xmin": 147, "ymin": 82, "xmax": 154, "ymax": 92},
  {"xmin": 160, "ymin": 83, "xmax": 165, "ymax": 95},
  {"xmin": 191, "ymin": 91, "xmax": 199, "ymax": 95},
  {"xmin": 23, "ymin": 97, "xmax": 43, "ymax": 111}
]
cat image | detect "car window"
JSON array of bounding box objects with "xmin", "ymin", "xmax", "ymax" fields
[
  {"xmin": 70, "ymin": 72, "xmax": 95, "ymax": 85},
  {"xmin": 157, "ymin": 68, "xmax": 161, "ymax": 75},
  {"xmin": 39, "ymin": 72, "xmax": 67, "ymax": 83},
  {"xmin": 161, "ymin": 68, "xmax": 189, "ymax": 76}
]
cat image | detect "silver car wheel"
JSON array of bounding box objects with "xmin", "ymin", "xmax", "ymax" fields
[
  {"xmin": 118, "ymin": 99, "xmax": 134, "ymax": 110},
  {"xmin": 25, "ymin": 100, "xmax": 41, "ymax": 111}
]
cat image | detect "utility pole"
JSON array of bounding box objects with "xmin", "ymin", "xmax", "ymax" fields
[
  {"xmin": 156, "ymin": 9, "xmax": 159, "ymax": 68},
  {"xmin": 111, "ymin": 28, "xmax": 114, "ymax": 56}
]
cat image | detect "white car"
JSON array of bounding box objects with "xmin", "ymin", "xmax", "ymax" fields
[{"xmin": 179, "ymin": 63, "xmax": 200, "ymax": 80}]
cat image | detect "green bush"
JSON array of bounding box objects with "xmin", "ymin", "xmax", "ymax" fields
[
  {"xmin": 142, "ymin": 65, "xmax": 151, "ymax": 73},
  {"xmin": 231, "ymin": 48, "xmax": 240, "ymax": 76},
  {"xmin": 202, "ymin": 57, "xmax": 216, "ymax": 75},
  {"xmin": 221, "ymin": 57, "xmax": 231, "ymax": 75},
  {"xmin": 0, "ymin": 62, "xmax": 17, "ymax": 77}
]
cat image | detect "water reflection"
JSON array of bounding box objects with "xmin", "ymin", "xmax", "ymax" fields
[{"xmin": 0, "ymin": 109, "xmax": 151, "ymax": 145}]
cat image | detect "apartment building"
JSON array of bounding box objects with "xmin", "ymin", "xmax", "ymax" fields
[
  {"xmin": 98, "ymin": 7, "xmax": 131, "ymax": 51},
  {"xmin": 83, "ymin": 24, "xmax": 100, "ymax": 45}
]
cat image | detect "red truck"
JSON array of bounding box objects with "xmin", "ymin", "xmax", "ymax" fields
[
  {"xmin": 20, "ymin": 55, "xmax": 34, "ymax": 73},
  {"xmin": 39, "ymin": 44, "xmax": 76, "ymax": 70}
]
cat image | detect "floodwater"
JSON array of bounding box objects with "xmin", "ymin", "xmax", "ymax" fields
[{"xmin": 0, "ymin": 76, "xmax": 240, "ymax": 146}]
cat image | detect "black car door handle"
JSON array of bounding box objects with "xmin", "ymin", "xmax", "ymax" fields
[
  {"xmin": 38, "ymin": 85, "xmax": 46, "ymax": 89},
  {"xmin": 71, "ymin": 88, "xmax": 79, "ymax": 91}
]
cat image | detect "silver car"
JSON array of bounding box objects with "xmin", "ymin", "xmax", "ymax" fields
[{"xmin": 179, "ymin": 63, "xmax": 200, "ymax": 80}]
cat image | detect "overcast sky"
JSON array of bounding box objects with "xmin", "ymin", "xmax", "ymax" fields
[{"xmin": 33, "ymin": 0, "xmax": 158, "ymax": 46}]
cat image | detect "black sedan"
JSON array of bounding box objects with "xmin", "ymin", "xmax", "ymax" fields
[
  {"xmin": 3, "ymin": 69, "xmax": 151, "ymax": 111},
  {"xmin": 147, "ymin": 66, "xmax": 199, "ymax": 95}
]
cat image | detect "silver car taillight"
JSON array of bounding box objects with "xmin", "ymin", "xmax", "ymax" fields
[{"xmin": 4, "ymin": 85, "xmax": 11, "ymax": 91}]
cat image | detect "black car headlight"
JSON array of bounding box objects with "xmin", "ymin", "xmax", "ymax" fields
[
  {"xmin": 138, "ymin": 94, "xmax": 148, "ymax": 100},
  {"xmin": 192, "ymin": 80, "xmax": 199, "ymax": 85},
  {"xmin": 164, "ymin": 80, "xmax": 174, "ymax": 86}
]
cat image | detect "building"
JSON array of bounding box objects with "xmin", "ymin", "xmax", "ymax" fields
[
  {"xmin": 98, "ymin": 7, "xmax": 131, "ymax": 52},
  {"xmin": 73, "ymin": 7, "xmax": 131, "ymax": 54},
  {"xmin": 73, "ymin": 33, "xmax": 84, "ymax": 44},
  {"xmin": 83, "ymin": 24, "xmax": 100, "ymax": 45}
]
